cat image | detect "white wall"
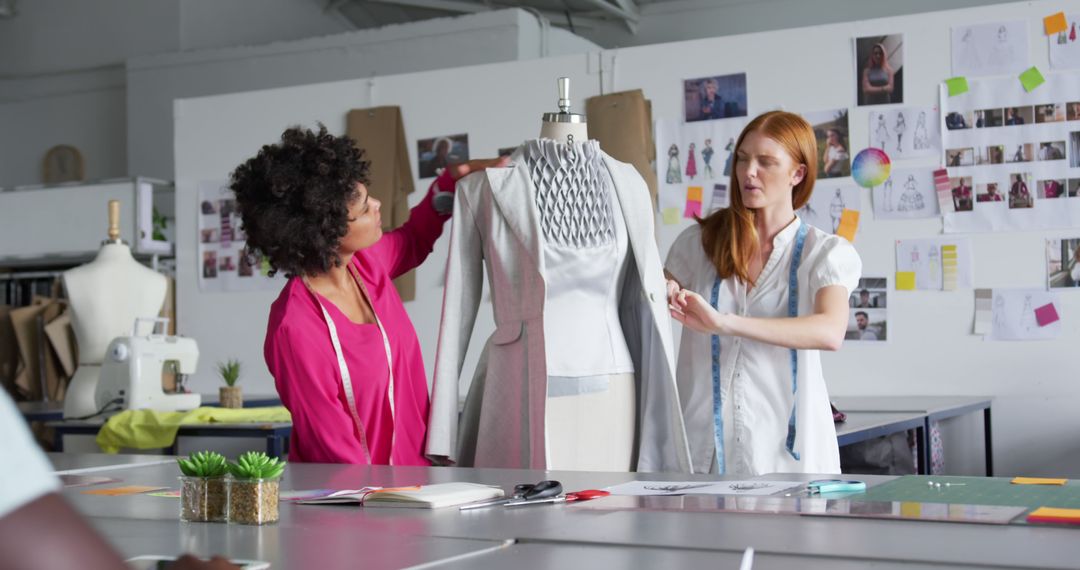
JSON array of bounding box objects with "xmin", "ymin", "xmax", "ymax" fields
[
  {"xmin": 175, "ymin": 0, "xmax": 1079, "ymax": 478},
  {"xmin": 129, "ymin": 9, "xmax": 599, "ymax": 181}
]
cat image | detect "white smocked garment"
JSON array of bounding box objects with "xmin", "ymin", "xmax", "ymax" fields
[
  {"xmin": 522, "ymin": 139, "xmax": 634, "ymax": 395},
  {"xmin": 665, "ymin": 217, "xmax": 861, "ymax": 477}
]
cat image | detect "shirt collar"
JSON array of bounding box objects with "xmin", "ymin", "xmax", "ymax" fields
[{"xmin": 769, "ymin": 215, "xmax": 803, "ymax": 250}]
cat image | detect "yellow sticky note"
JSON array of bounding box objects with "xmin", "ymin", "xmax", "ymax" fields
[
  {"xmin": 896, "ymin": 272, "xmax": 916, "ymax": 291},
  {"xmin": 1012, "ymin": 477, "xmax": 1068, "ymax": 486},
  {"xmin": 1045, "ymin": 12, "xmax": 1068, "ymax": 35},
  {"xmin": 662, "ymin": 207, "xmax": 680, "ymax": 225},
  {"xmin": 687, "ymin": 186, "xmax": 704, "ymax": 202},
  {"xmin": 1019, "ymin": 67, "xmax": 1046, "ymax": 92},
  {"xmin": 945, "ymin": 77, "xmax": 969, "ymax": 97},
  {"xmin": 836, "ymin": 209, "xmax": 859, "ymax": 242}
]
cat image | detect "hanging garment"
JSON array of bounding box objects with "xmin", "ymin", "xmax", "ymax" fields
[
  {"xmin": 426, "ymin": 140, "xmax": 692, "ymax": 472},
  {"xmin": 347, "ymin": 107, "xmax": 417, "ymax": 301}
]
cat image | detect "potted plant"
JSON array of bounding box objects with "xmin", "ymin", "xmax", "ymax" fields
[
  {"xmin": 217, "ymin": 358, "xmax": 242, "ymax": 409},
  {"xmin": 177, "ymin": 451, "xmax": 229, "ymax": 522},
  {"xmin": 227, "ymin": 451, "xmax": 285, "ymax": 525}
]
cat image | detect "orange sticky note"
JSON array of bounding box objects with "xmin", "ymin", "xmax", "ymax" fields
[
  {"xmin": 687, "ymin": 186, "xmax": 703, "ymax": 202},
  {"xmin": 1028, "ymin": 506, "xmax": 1080, "ymax": 524},
  {"xmin": 896, "ymin": 272, "xmax": 916, "ymax": 291},
  {"xmin": 1012, "ymin": 477, "xmax": 1067, "ymax": 486},
  {"xmin": 836, "ymin": 209, "xmax": 859, "ymax": 242},
  {"xmin": 1045, "ymin": 12, "xmax": 1068, "ymax": 35},
  {"xmin": 82, "ymin": 485, "xmax": 168, "ymax": 496}
]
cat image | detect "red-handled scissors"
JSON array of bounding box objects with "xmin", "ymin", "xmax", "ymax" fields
[
  {"xmin": 565, "ymin": 489, "xmax": 610, "ymax": 502},
  {"xmin": 505, "ymin": 489, "xmax": 611, "ymax": 507}
]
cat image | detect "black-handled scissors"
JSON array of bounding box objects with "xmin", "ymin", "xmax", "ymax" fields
[{"xmin": 460, "ymin": 480, "xmax": 563, "ymax": 511}]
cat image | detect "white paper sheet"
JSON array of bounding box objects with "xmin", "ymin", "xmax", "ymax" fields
[
  {"xmin": 197, "ymin": 180, "xmax": 284, "ymax": 293},
  {"xmin": 798, "ymin": 183, "xmax": 860, "ymax": 235},
  {"xmin": 1049, "ymin": 14, "xmax": 1080, "ymax": 70},
  {"xmin": 868, "ymin": 107, "xmax": 941, "ymax": 159},
  {"xmin": 604, "ymin": 480, "xmax": 804, "ymax": 497},
  {"xmin": 988, "ymin": 288, "xmax": 1062, "ymax": 341},
  {"xmin": 895, "ymin": 237, "xmax": 974, "ymax": 290},
  {"xmin": 951, "ymin": 20, "xmax": 1030, "ymax": 77},
  {"xmin": 654, "ymin": 118, "xmax": 748, "ymax": 214},
  {"xmin": 940, "ymin": 74, "xmax": 1080, "ymax": 233},
  {"xmin": 872, "ymin": 167, "xmax": 941, "ymax": 220}
]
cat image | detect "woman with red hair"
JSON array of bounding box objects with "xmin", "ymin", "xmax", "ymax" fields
[{"xmin": 665, "ymin": 111, "xmax": 862, "ymax": 477}]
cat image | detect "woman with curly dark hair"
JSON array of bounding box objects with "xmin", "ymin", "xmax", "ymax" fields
[{"xmin": 232, "ymin": 125, "xmax": 504, "ymax": 466}]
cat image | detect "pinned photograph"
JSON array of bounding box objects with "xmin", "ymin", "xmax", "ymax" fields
[
  {"xmin": 855, "ymin": 35, "xmax": 904, "ymax": 106},
  {"xmin": 219, "ymin": 256, "xmax": 236, "ymax": 272},
  {"xmin": 977, "ymin": 108, "xmax": 1004, "ymax": 128},
  {"xmin": 1008, "ymin": 173, "xmax": 1033, "ymax": 209},
  {"xmin": 804, "ymin": 109, "xmax": 850, "ymax": 178},
  {"xmin": 417, "ymin": 134, "xmax": 469, "ymax": 178},
  {"xmin": 1038, "ymin": 140, "xmax": 1066, "ymax": 161},
  {"xmin": 1068, "ymin": 101, "xmax": 1080, "ymax": 121},
  {"xmin": 946, "ymin": 147, "xmax": 974, "ymax": 167},
  {"xmin": 683, "ymin": 73, "xmax": 748, "ymax": 122},
  {"xmin": 1070, "ymin": 179, "xmax": 1080, "ymax": 197},
  {"xmin": 1039, "ymin": 178, "xmax": 1067, "ymax": 199},
  {"xmin": 1047, "ymin": 238, "xmax": 1080, "ymax": 288},
  {"xmin": 847, "ymin": 278, "xmax": 887, "ymax": 342},
  {"xmin": 944, "ymin": 111, "xmax": 973, "ymax": 130},
  {"xmin": 1036, "ymin": 104, "xmax": 1065, "ymax": 123},
  {"xmin": 200, "ymin": 200, "xmax": 218, "ymax": 215},
  {"xmin": 1070, "ymin": 132, "xmax": 1080, "ymax": 166},
  {"xmin": 1006, "ymin": 143, "xmax": 1034, "ymax": 163},
  {"xmin": 202, "ymin": 251, "xmax": 218, "ymax": 279},
  {"xmin": 950, "ymin": 176, "xmax": 974, "ymax": 211},
  {"xmin": 976, "ymin": 182, "xmax": 1005, "ymax": 203},
  {"xmin": 977, "ymin": 145, "xmax": 1005, "ymax": 165},
  {"xmin": 1004, "ymin": 106, "xmax": 1033, "ymax": 125}
]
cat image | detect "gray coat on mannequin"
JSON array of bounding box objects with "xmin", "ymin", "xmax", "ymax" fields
[{"xmin": 425, "ymin": 150, "xmax": 693, "ymax": 473}]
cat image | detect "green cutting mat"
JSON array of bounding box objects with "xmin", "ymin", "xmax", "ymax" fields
[{"xmin": 861, "ymin": 476, "xmax": 1080, "ymax": 509}]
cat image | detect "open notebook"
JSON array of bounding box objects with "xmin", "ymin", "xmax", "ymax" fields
[{"xmin": 290, "ymin": 483, "xmax": 504, "ymax": 509}]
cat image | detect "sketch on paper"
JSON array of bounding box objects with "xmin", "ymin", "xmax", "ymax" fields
[
  {"xmin": 988, "ymin": 289, "xmax": 1062, "ymax": 341},
  {"xmin": 603, "ymin": 480, "xmax": 804, "ymax": 497},
  {"xmin": 951, "ymin": 21, "xmax": 1029, "ymax": 77},
  {"xmin": 873, "ymin": 168, "xmax": 940, "ymax": 220},
  {"xmin": 798, "ymin": 184, "xmax": 859, "ymax": 235}
]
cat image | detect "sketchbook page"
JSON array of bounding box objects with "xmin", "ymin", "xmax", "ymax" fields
[{"xmin": 363, "ymin": 483, "xmax": 504, "ymax": 509}]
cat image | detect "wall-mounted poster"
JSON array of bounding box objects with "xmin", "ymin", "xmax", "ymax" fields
[
  {"xmin": 855, "ymin": 34, "xmax": 904, "ymax": 106},
  {"xmin": 197, "ymin": 180, "xmax": 282, "ymax": 293},
  {"xmin": 683, "ymin": 73, "xmax": 748, "ymax": 123},
  {"xmin": 417, "ymin": 134, "xmax": 469, "ymax": 179}
]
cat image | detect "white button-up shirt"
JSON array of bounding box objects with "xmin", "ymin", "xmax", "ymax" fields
[{"xmin": 666, "ymin": 217, "xmax": 861, "ymax": 477}]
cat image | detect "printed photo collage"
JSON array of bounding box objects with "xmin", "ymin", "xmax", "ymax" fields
[{"xmin": 944, "ymin": 99, "xmax": 1080, "ymax": 213}]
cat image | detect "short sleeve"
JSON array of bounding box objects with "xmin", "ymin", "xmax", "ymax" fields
[
  {"xmin": 665, "ymin": 224, "xmax": 704, "ymax": 287},
  {"xmin": 808, "ymin": 235, "xmax": 862, "ymax": 299},
  {"xmin": 0, "ymin": 392, "xmax": 59, "ymax": 518}
]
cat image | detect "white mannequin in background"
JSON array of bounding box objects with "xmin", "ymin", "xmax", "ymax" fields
[
  {"xmin": 62, "ymin": 200, "xmax": 167, "ymax": 418},
  {"xmin": 534, "ymin": 78, "xmax": 636, "ymax": 471}
]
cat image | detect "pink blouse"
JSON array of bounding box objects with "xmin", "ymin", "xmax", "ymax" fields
[{"xmin": 264, "ymin": 173, "xmax": 454, "ymax": 465}]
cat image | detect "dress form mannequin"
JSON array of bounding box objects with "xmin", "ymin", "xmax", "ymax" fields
[
  {"xmin": 62, "ymin": 200, "xmax": 167, "ymax": 418},
  {"xmin": 535, "ymin": 78, "xmax": 636, "ymax": 471}
]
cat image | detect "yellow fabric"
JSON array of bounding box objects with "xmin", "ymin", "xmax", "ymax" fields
[{"xmin": 96, "ymin": 406, "xmax": 291, "ymax": 454}]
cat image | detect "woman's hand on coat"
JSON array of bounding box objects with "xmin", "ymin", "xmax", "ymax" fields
[
  {"xmin": 670, "ymin": 288, "xmax": 728, "ymax": 335},
  {"xmin": 448, "ymin": 157, "xmax": 510, "ymax": 180}
]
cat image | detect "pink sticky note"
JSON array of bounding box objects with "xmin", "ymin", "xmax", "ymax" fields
[
  {"xmin": 1034, "ymin": 303, "xmax": 1060, "ymax": 327},
  {"xmin": 684, "ymin": 200, "xmax": 703, "ymax": 219}
]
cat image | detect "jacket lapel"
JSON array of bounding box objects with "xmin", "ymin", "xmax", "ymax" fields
[{"xmin": 487, "ymin": 161, "xmax": 544, "ymax": 274}]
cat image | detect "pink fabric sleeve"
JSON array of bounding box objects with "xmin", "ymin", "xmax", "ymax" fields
[
  {"xmin": 267, "ymin": 325, "xmax": 370, "ymax": 464},
  {"xmin": 369, "ymin": 170, "xmax": 455, "ymax": 280}
]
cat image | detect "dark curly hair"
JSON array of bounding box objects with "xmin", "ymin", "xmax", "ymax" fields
[{"xmin": 230, "ymin": 124, "xmax": 370, "ymax": 278}]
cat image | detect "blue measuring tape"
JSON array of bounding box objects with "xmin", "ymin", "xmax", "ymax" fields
[{"xmin": 710, "ymin": 221, "xmax": 808, "ymax": 473}]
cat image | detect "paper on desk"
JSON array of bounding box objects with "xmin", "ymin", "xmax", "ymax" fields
[
  {"xmin": 82, "ymin": 485, "xmax": 168, "ymax": 496},
  {"xmin": 604, "ymin": 480, "xmax": 802, "ymax": 497},
  {"xmin": 60, "ymin": 475, "xmax": 120, "ymax": 488}
]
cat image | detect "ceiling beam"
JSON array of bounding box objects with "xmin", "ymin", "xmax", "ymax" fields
[
  {"xmin": 364, "ymin": 0, "xmax": 489, "ymax": 14},
  {"xmin": 576, "ymin": 0, "xmax": 638, "ymax": 33}
]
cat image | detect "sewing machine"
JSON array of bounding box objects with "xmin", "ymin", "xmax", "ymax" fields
[{"xmin": 95, "ymin": 330, "xmax": 202, "ymax": 413}]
